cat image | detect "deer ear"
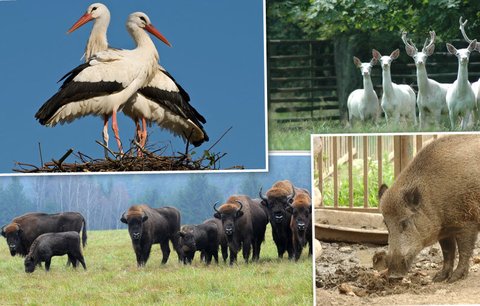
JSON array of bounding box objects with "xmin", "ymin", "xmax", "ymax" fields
[
  {"xmin": 405, "ymin": 44, "xmax": 416, "ymax": 57},
  {"xmin": 353, "ymin": 56, "xmax": 362, "ymax": 68},
  {"xmin": 424, "ymin": 43, "xmax": 435, "ymax": 56},
  {"xmin": 446, "ymin": 43, "xmax": 457, "ymax": 55},
  {"xmin": 468, "ymin": 39, "xmax": 477, "ymax": 52},
  {"xmin": 390, "ymin": 49, "xmax": 400, "ymax": 60},
  {"xmin": 372, "ymin": 49, "xmax": 381, "ymax": 60}
]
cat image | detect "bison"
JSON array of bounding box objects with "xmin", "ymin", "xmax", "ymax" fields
[
  {"xmin": 24, "ymin": 231, "xmax": 86, "ymax": 273},
  {"xmin": 213, "ymin": 195, "xmax": 268, "ymax": 265},
  {"xmin": 120, "ymin": 205, "xmax": 181, "ymax": 267},
  {"xmin": 178, "ymin": 220, "xmax": 221, "ymax": 265},
  {"xmin": 286, "ymin": 189, "xmax": 312, "ymax": 261},
  {"xmin": 259, "ymin": 180, "xmax": 305, "ymax": 259},
  {"xmin": 1, "ymin": 212, "xmax": 87, "ymax": 258},
  {"xmin": 379, "ymin": 135, "xmax": 480, "ymax": 283}
]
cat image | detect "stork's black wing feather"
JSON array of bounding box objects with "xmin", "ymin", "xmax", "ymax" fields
[{"xmin": 35, "ymin": 63, "xmax": 124, "ymax": 125}]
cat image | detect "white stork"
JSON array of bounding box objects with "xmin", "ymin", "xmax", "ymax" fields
[
  {"xmin": 67, "ymin": 3, "xmax": 209, "ymax": 154},
  {"xmin": 35, "ymin": 12, "xmax": 171, "ymax": 155}
]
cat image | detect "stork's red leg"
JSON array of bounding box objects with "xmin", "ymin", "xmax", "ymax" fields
[
  {"xmin": 102, "ymin": 115, "xmax": 110, "ymax": 158},
  {"xmin": 141, "ymin": 117, "xmax": 148, "ymax": 148},
  {"xmin": 111, "ymin": 111, "xmax": 123, "ymax": 154},
  {"xmin": 135, "ymin": 118, "xmax": 143, "ymax": 157}
]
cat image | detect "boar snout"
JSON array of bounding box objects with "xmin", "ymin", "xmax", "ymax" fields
[{"xmin": 386, "ymin": 253, "xmax": 412, "ymax": 280}]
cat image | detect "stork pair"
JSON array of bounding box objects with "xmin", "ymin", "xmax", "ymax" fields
[{"xmin": 35, "ymin": 3, "xmax": 208, "ymax": 157}]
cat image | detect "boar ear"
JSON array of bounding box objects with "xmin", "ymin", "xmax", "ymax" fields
[
  {"xmin": 403, "ymin": 187, "xmax": 421, "ymax": 210},
  {"xmin": 378, "ymin": 184, "xmax": 389, "ymax": 200}
]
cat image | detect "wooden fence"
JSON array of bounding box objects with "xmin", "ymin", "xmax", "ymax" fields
[
  {"xmin": 268, "ymin": 39, "xmax": 480, "ymax": 123},
  {"xmin": 314, "ymin": 134, "xmax": 442, "ymax": 211}
]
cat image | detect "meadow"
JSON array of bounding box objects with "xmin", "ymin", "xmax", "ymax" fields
[
  {"xmin": 0, "ymin": 227, "xmax": 313, "ymax": 305},
  {"xmin": 268, "ymin": 118, "xmax": 473, "ymax": 151}
]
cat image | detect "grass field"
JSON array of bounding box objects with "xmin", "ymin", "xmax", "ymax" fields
[
  {"xmin": 0, "ymin": 227, "xmax": 313, "ymax": 305},
  {"xmin": 268, "ymin": 118, "xmax": 477, "ymax": 151}
]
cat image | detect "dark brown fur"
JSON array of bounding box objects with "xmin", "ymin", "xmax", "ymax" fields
[
  {"xmin": 288, "ymin": 191, "xmax": 313, "ymax": 261},
  {"xmin": 1, "ymin": 212, "xmax": 87, "ymax": 257},
  {"xmin": 121, "ymin": 205, "xmax": 181, "ymax": 267},
  {"xmin": 214, "ymin": 195, "xmax": 268, "ymax": 265}
]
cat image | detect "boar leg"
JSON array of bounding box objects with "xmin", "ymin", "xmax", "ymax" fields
[
  {"xmin": 433, "ymin": 236, "xmax": 456, "ymax": 282},
  {"xmin": 449, "ymin": 228, "xmax": 478, "ymax": 282}
]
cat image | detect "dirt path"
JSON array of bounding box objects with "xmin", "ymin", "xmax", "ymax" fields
[{"xmin": 316, "ymin": 241, "xmax": 480, "ymax": 305}]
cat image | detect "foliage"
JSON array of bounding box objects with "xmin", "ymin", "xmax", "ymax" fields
[
  {"xmin": 0, "ymin": 229, "xmax": 313, "ymax": 305},
  {"xmin": 268, "ymin": 0, "xmax": 480, "ymax": 43}
]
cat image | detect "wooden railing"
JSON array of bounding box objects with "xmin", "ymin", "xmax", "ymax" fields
[{"xmin": 314, "ymin": 134, "xmax": 441, "ymax": 211}]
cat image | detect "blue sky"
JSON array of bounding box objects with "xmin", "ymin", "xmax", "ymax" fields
[{"xmin": 0, "ymin": 0, "xmax": 266, "ymax": 173}]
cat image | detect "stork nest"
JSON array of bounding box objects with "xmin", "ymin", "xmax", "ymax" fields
[{"xmin": 13, "ymin": 138, "xmax": 242, "ymax": 173}]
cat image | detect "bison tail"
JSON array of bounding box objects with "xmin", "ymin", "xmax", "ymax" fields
[{"xmin": 82, "ymin": 218, "xmax": 87, "ymax": 248}]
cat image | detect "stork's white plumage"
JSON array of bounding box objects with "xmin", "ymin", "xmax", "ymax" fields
[
  {"xmin": 35, "ymin": 12, "xmax": 171, "ymax": 154},
  {"xmin": 67, "ymin": 3, "xmax": 208, "ymax": 152}
]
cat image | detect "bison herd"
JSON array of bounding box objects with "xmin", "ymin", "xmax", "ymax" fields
[{"xmin": 1, "ymin": 180, "xmax": 312, "ymax": 273}]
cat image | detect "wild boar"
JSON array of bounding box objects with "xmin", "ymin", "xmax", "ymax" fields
[{"xmin": 379, "ymin": 135, "xmax": 480, "ymax": 283}]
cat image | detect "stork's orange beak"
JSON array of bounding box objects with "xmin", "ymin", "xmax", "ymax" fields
[
  {"xmin": 144, "ymin": 24, "xmax": 172, "ymax": 47},
  {"xmin": 67, "ymin": 13, "xmax": 94, "ymax": 34}
]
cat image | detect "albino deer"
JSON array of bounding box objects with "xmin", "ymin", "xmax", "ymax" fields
[
  {"xmin": 445, "ymin": 39, "xmax": 477, "ymax": 130},
  {"xmin": 402, "ymin": 31, "xmax": 449, "ymax": 128},
  {"xmin": 372, "ymin": 49, "xmax": 417, "ymax": 125},
  {"xmin": 347, "ymin": 56, "xmax": 380, "ymax": 125},
  {"xmin": 459, "ymin": 17, "xmax": 480, "ymax": 126}
]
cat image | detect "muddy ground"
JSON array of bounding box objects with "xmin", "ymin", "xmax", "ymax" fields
[{"xmin": 316, "ymin": 240, "xmax": 480, "ymax": 305}]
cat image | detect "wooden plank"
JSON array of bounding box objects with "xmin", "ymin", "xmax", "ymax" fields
[
  {"xmin": 275, "ymin": 105, "xmax": 339, "ymax": 113},
  {"xmin": 317, "ymin": 137, "xmax": 324, "ymax": 203},
  {"xmin": 394, "ymin": 136, "xmax": 401, "ymax": 179},
  {"xmin": 377, "ymin": 136, "xmax": 383, "ymax": 189},
  {"xmin": 348, "ymin": 137, "xmax": 353, "ymax": 209},
  {"xmin": 333, "ymin": 137, "xmax": 338, "ymax": 208},
  {"xmin": 363, "ymin": 136, "xmax": 368, "ymax": 208},
  {"xmin": 270, "ymin": 97, "xmax": 337, "ymax": 103}
]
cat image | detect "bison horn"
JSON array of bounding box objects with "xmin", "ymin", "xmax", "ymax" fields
[
  {"xmin": 235, "ymin": 200, "xmax": 244, "ymax": 212},
  {"xmin": 259, "ymin": 187, "xmax": 268, "ymax": 201},
  {"xmin": 212, "ymin": 201, "xmax": 220, "ymax": 213},
  {"xmin": 287, "ymin": 183, "xmax": 296, "ymax": 203}
]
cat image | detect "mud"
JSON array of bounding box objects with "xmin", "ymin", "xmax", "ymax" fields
[{"xmin": 316, "ymin": 240, "xmax": 480, "ymax": 301}]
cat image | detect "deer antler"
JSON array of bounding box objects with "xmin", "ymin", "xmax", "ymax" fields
[
  {"xmin": 401, "ymin": 31, "xmax": 417, "ymax": 55},
  {"xmin": 421, "ymin": 31, "xmax": 435, "ymax": 52},
  {"xmin": 459, "ymin": 17, "xmax": 473, "ymax": 43}
]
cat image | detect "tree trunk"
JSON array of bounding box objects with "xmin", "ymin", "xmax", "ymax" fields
[{"xmin": 334, "ymin": 34, "xmax": 362, "ymax": 121}]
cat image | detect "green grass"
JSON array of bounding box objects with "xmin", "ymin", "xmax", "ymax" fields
[
  {"xmin": 268, "ymin": 117, "xmax": 475, "ymax": 151},
  {"xmin": 317, "ymin": 156, "xmax": 394, "ymax": 208},
  {"xmin": 0, "ymin": 227, "xmax": 313, "ymax": 305}
]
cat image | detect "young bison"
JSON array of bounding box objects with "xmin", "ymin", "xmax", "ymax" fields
[
  {"xmin": 379, "ymin": 135, "xmax": 480, "ymax": 283},
  {"xmin": 178, "ymin": 221, "xmax": 220, "ymax": 265},
  {"xmin": 24, "ymin": 231, "xmax": 86, "ymax": 273}
]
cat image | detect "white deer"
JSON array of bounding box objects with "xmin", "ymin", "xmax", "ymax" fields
[
  {"xmin": 445, "ymin": 38, "xmax": 477, "ymax": 129},
  {"xmin": 372, "ymin": 49, "xmax": 417, "ymax": 125},
  {"xmin": 459, "ymin": 17, "xmax": 480, "ymax": 126},
  {"xmin": 347, "ymin": 56, "xmax": 380, "ymax": 125},
  {"xmin": 401, "ymin": 31, "xmax": 449, "ymax": 128}
]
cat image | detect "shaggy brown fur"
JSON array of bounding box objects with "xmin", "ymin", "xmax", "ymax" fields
[{"xmin": 379, "ymin": 135, "xmax": 480, "ymax": 283}]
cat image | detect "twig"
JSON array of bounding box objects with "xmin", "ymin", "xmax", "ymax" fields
[{"xmin": 95, "ymin": 140, "xmax": 116, "ymax": 159}]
